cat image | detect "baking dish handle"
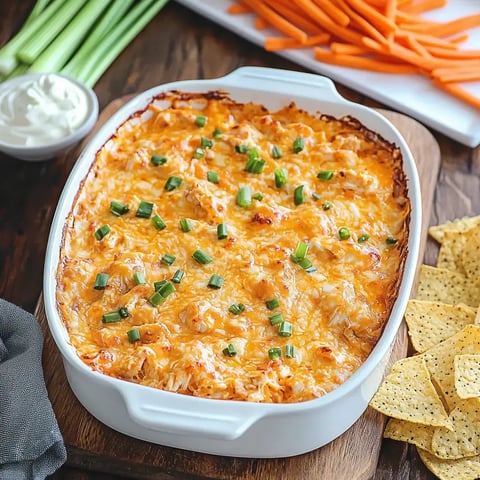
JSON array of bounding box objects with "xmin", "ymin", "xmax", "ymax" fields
[
  {"xmin": 221, "ymin": 66, "xmax": 347, "ymax": 104},
  {"xmin": 121, "ymin": 388, "xmax": 264, "ymax": 440}
]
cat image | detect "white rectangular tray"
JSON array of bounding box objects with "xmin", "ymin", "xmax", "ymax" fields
[{"xmin": 176, "ymin": 0, "xmax": 480, "ymax": 147}]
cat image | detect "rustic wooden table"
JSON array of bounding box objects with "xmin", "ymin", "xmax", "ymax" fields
[{"xmin": 1, "ymin": 1, "xmax": 479, "ymax": 479}]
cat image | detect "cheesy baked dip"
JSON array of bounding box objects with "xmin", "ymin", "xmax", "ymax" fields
[{"xmin": 57, "ymin": 91, "xmax": 410, "ymax": 403}]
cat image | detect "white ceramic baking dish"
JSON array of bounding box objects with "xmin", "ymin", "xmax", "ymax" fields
[{"xmin": 44, "ymin": 66, "xmax": 422, "ymax": 458}]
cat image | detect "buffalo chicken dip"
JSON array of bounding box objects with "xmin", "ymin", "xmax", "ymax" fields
[{"xmin": 56, "ymin": 91, "xmax": 410, "ymax": 403}]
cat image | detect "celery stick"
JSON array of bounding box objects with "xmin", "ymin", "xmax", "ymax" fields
[
  {"xmin": 23, "ymin": 0, "xmax": 53, "ymax": 27},
  {"xmin": 16, "ymin": 0, "xmax": 88, "ymax": 65},
  {"xmin": 0, "ymin": 0, "xmax": 67, "ymax": 76},
  {"xmin": 61, "ymin": 0, "xmax": 136, "ymax": 78},
  {"xmin": 5, "ymin": 63, "xmax": 29, "ymax": 80},
  {"xmin": 80, "ymin": 0, "xmax": 169, "ymax": 88},
  {"xmin": 29, "ymin": 0, "xmax": 112, "ymax": 74}
]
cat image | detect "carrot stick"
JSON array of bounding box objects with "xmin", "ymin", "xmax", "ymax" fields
[
  {"xmin": 265, "ymin": 33, "xmax": 330, "ymax": 51},
  {"xmin": 263, "ymin": 0, "xmax": 325, "ymax": 35},
  {"xmin": 294, "ymin": 0, "xmax": 366, "ymax": 45},
  {"xmin": 396, "ymin": 30, "xmax": 459, "ymax": 50},
  {"xmin": 420, "ymin": 13, "xmax": 480, "ymax": 38},
  {"xmin": 433, "ymin": 80, "xmax": 480, "ymax": 110},
  {"xmin": 433, "ymin": 69, "xmax": 480, "ymax": 83},
  {"xmin": 425, "ymin": 46, "xmax": 480, "ymax": 59},
  {"xmin": 311, "ymin": 0, "xmax": 350, "ymax": 27},
  {"xmin": 399, "ymin": 0, "xmax": 448, "ymax": 15},
  {"xmin": 227, "ymin": 3, "xmax": 251, "ymax": 14},
  {"xmin": 402, "ymin": 33, "xmax": 432, "ymax": 58},
  {"xmin": 313, "ymin": 47, "xmax": 418, "ymax": 73},
  {"xmin": 336, "ymin": 0, "xmax": 389, "ymax": 44},
  {"xmin": 448, "ymin": 33, "xmax": 470, "ymax": 45},
  {"xmin": 343, "ymin": 0, "xmax": 398, "ymax": 36},
  {"xmin": 330, "ymin": 42, "xmax": 371, "ymax": 55},
  {"xmin": 254, "ymin": 16, "xmax": 268, "ymax": 30},
  {"xmin": 238, "ymin": 0, "xmax": 308, "ymax": 43}
]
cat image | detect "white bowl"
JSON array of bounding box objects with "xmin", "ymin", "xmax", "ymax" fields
[
  {"xmin": 0, "ymin": 73, "xmax": 98, "ymax": 161},
  {"xmin": 43, "ymin": 67, "xmax": 422, "ymax": 458}
]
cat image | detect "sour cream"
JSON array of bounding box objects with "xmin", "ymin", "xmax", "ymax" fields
[{"xmin": 0, "ymin": 74, "xmax": 91, "ymax": 146}]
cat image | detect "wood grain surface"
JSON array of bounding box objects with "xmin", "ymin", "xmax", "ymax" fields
[{"xmin": 35, "ymin": 99, "xmax": 440, "ymax": 480}]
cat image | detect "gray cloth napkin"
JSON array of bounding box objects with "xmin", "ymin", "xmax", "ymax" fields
[{"xmin": 0, "ymin": 299, "xmax": 66, "ymax": 480}]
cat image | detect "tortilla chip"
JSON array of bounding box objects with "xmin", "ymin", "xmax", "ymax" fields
[
  {"xmin": 405, "ymin": 300, "xmax": 476, "ymax": 353},
  {"xmin": 383, "ymin": 417, "xmax": 434, "ymax": 453},
  {"xmin": 455, "ymin": 354, "xmax": 480, "ymax": 399},
  {"xmin": 432, "ymin": 398, "xmax": 480, "ymax": 460},
  {"xmin": 423, "ymin": 325, "xmax": 480, "ymax": 410},
  {"xmin": 416, "ymin": 265, "xmax": 480, "ymax": 308},
  {"xmin": 436, "ymin": 230, "xmax": 468, "ymax": 274},
  {"xmin": 462, "ymin": 225, "xmax": 480, "ymax": 280},
  {"xmin": 429, "ymin": 215, "xmax": 480, "ymax": 244},
  {"xmin": 418, "ymin": 447, "xmax": 480, "ymax": 480},
  {"xmin": 369, "ymin": 355, "xmax": 452, "ymax": 429}
]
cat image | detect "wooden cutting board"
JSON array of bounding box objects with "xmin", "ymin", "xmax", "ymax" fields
[{"xmin": 36, "ymin": 98, "xmax": 440, "ymax": 480}]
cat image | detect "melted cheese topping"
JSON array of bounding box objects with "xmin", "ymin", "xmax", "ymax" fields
[{"xmin": 56, "ymin": 92, "xmax": 410, "ymax": 403}]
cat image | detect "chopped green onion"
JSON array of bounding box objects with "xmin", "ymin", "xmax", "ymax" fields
[
  {"xmin": 207, "ymin": 171, "xmax": 219, "ymax": 184},
  {"xmin": 274, "ymin": 168, "xmax": 288, "ymax": 188},
  {"xmin": 386, "ymin": 237, "xmax": 398, "ymax": 245},
  {"xmin": 285, "ymin": 344, "xmax": 296, "ymax": 358},
  {"xmin": 133, "ymin": 272, "xmax": 146, "ymax": 285},
  {"xmin": 293, "ymin": 137, "xmax": 305, "ymax": 153},
  {"xmin": 248, "ymin": 147, "xmax": 259, "ymax": 160},
  {"xmin": 127, "ymin": 328, "xmax": 141, "ymax": 343},
  {"xmin": 235, "ymin": 144, "xmax": 248, "ymax": 154},
  {"xmin": 293, "ymin": 257, "xmax": 317, "ymax": 273},
  {"xmin": 119, "ymin": 307, "xmax": 129, "ymax": 319},
  {"xmin": 317, "ymin": 170, "xmax": 334, "ymax": 181},
  {"xmin": 269, "ymin": 312, "xmax": 283, "ymax": 325},
  {"xmin": 217, "ymin": 223, "xmax": 228, "ymax": 240},
  {"xmin": 158, "ymin": 281, "xmax": 175, "ymax": 298},
  {"xmin": 266, "ymin": 298, "xmax": 279, "ymax": 310},
  {"xmin": 208, "ymin": 274, "xmax": 224, "ymax": 289},
  {"xmin": 268, "ymin": 347, "xmax": 282, "ymax": 360},
  {"xmin": 223, "ymin": 343, "xmax": 237, "ymax": 357},
  {"xmin": 151, "ymin": 154, "xmax": 167, "ymax": 166},
  {"xmin": 110, "ymin": 201, "xmax": 129, "ymax": 216},
  {"xmin": 194, "ymin": 147, "xmax": 204, "ymax": 159},
  {"xmin": 252, "ymin": 192, "xmax": 264, "ymax": 201},
  {"xmin": 95, "ymin": 224, "xmax": 111, "ymax": 241},
  {"xmin": 161, "ymin": 254, "xmax": 176, "ymax": 266},
  {"xmin": 192, "ymin": 249, "xmax": 213, "ymax": 265},
  {"xmin": 293, "ymin": 241, "xmax": 308, "ymax": 259},
  {"xmin": 244, "ymin": 158, "xmax": 266, "ymax": 174},
  {"xmin": 338, "ymin": 227, "xmax": 350, "ymax": 240},
  {"xmin": 201, "ymin": 137, "xmax": 213, "ymax": 149},
  {"xmin": 195, "ymin": 115, "xmax": 207, "ymax": 127},
  {"xmin": 322, "ymin": 201, "xmax": 333, "ymax": 211},
  {"xmin": 271, "ymin": 145, "xmax": 282, "ymax": 159},
  {"xmin": 179, "ymin": 218, "xmax": 192, "ymax": 232},
  {"xmin": 236, "ymin": 186, "xmax": 252, "ymax": 208},
  {"xmin": 358, "ymin": 234, "xmax": 370, "ymax": 243},
  {"xmin": 212, "ymin": 128, "xmax": 222, "ymax": 139},
  {"xmin": 229, "ymin": 303, "xmax": 245, "ymax": 315},
  {"xmin": 102, "ymin": 311, "xmax": 121, "ymax": 323},
  {"xmin": 164, "ymin": 176, "xmax": 182, "ymax": 191},
  {"xmin": 94, "ymin": 273, "xmax": 109, "ymax": 290},
  {"xmin": 171, "ymin": 269, "xmax": 185, "ymax": 284},
  {"xmin": 294, "ymin": 185, "xmax": 305, "ymax": 206},
  {"xmin": 149, "ymin": 291, "xmax": 164, "ymax": 307},
  {"xmin": 151, "ymin": 214, "xmax": 167, "ymax": 231},
  {"xmin": 136, "ymin": 201, "xmax": 153, "ymax": 218},
  {"xmin": 312, "ymin": 192, "xmax": 321, "ymax": 201},
  {"xmin": 154, "ymin": 280, "xmax": 168, "ymax": 291},
  {"xmin": 279, "ymin": 321, "xmax": 293, "ymax": 337}
]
